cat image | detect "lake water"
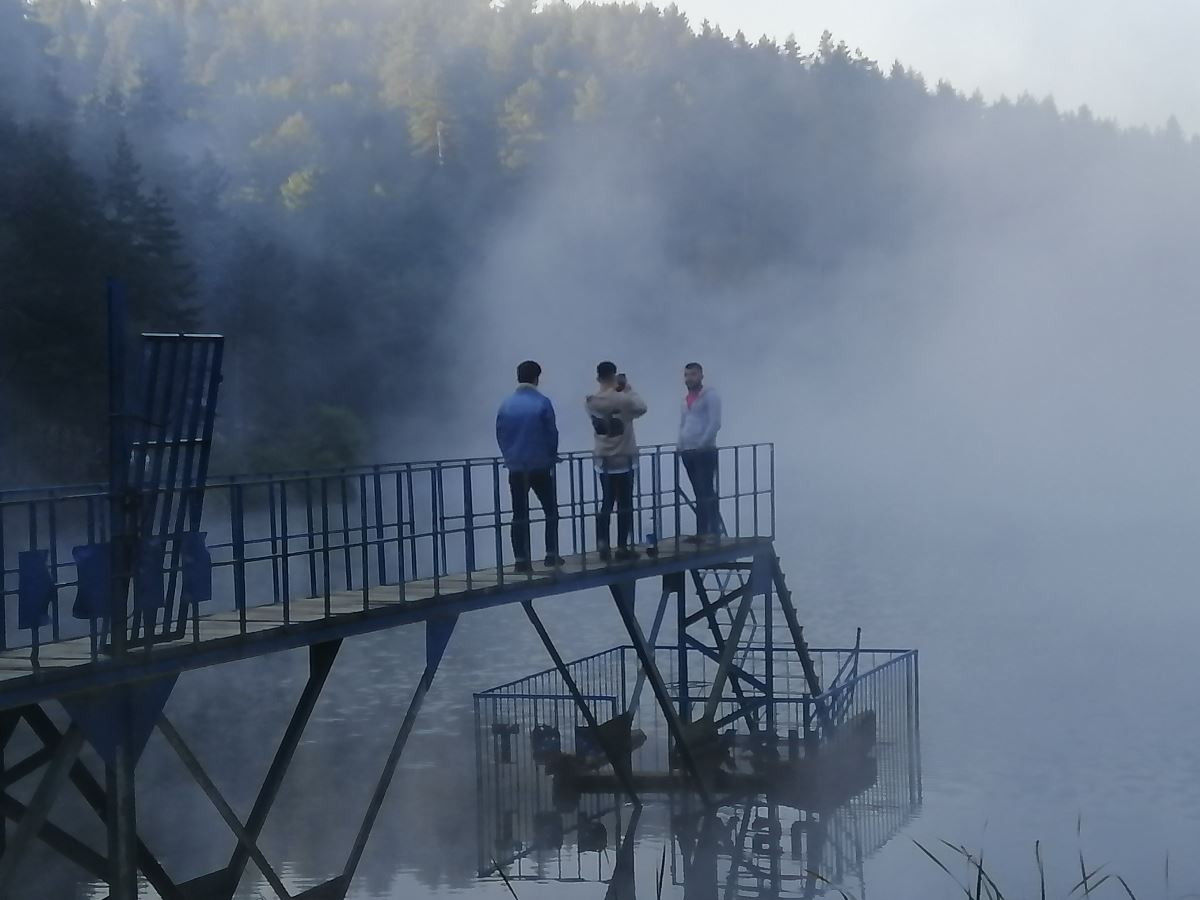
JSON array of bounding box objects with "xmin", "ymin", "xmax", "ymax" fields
[{"xmin": 19, "ymin": 499, "xmax": 1200, "ymax": 899}]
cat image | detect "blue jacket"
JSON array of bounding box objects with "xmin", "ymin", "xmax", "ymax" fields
[{"xmin": 496, "ymin": 385, "xmax": 559, "ymax": 472}]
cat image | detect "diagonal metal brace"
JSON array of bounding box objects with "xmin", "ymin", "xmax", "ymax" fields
[
  {"xmin": 157, "ymin": 718, "xmax": 291, "ymax": 899},
  {"xmin": 0, "ymin": 724, "xmax": 84, "ymax": 896},
  {"xmin": 339, "ymin": 615, "xmax": 459, "ymax": 892},
  {"xmin": 521, "ymin": 601, "xmax": 641, "ymax": 806},
  {"xmin": 0, "ymin": 792, "xmax": 108, "ymax": 880},
  {"xmin": 609, "ymin": 581, "xmax": 713, "ymax": 805},
  {"xmin": 20, "ymin": 705, "xmax": 181, "ymax": 900},
  {"xmin": 222, "ymin": 639, "xmax": 340, "ymax": 896}
]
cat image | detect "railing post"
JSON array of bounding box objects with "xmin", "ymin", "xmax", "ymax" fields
[
  {"xmin": 769, "ymin": 443, "xmax": 776, "ymax": 539},
  {"xmin": 431, "ymin": 467, "xmax": 440, "ymax": 594},
  {"xmin": 492, "ymin": 459, "xmax": 504, "ymax": 586},
  {"xmin": 359, "ymin": 473, "xmax": 370, "ymax": 610},
  {"xmin": 373, "ymin": 466, "xmax": 386, "ymax": 586},
  {"xmin": 280, "ymin": 479, "xmax": 291, "ymax": 625},
  {"xmin": 463, "ymin": 464, "xmax": 475, "ymax": 588},
  {"xmin": 320, "ymin": 476, "xmax": 331, "ymax": 616},
  {"xmin": 733, "ymin": 446, "xmax": 741, "ymax": 538},
  {"xmin": 231, "ymin": 480, "xmax": 246, "ymax": 630},
  {"xmin": 672, "ymin": 450, "xmax": 682, "ymax": 549}
]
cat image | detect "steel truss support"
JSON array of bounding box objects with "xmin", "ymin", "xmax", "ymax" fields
[
  {"xmin": 768, "ymin": 556, "xmax": 831, "ymax": 728},
  {"xmin": 603, "ymin": 804, "xmax": 642, "ymax": 900},
  {"xmin": 0, "ymin": 724, "xmax": 83, "ymax": 896},
  {"xmin": 627, "ymin": 575, "xmax": 678, "ymax": 718},
  {"xmin": 205, "ymin": 639, "xmax": 341, "ymax": 899},
  {"xmin": 609, "ymin": 579, "xmax": 713, "ymax": 805},
  {"xmin": 19, "ymin": 704, "xmax": 181, "ymax": 899},
  {"xmin": 156, "ymin": 718, "xmax": 290, "ymax": 899},
  {"xmin": 522, "ymin": 601, "xmax": 641, "ymax": 805},
  {"xmin": 688, "ymin": 572, "xmax": 760, "ymax": 726},
  {"xmin": 337, "ymin": 614, "xmax": 458, "ymax": 896}
]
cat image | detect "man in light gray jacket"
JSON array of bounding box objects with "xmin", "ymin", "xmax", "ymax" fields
[{"xmin": 678, "ymin": 362, "xmax": 721, "ymax": 541}]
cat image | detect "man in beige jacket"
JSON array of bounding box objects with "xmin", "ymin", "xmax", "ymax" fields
[{"xmin": 586, "ymin": 361, "xmax": 647, "ymax": 561}]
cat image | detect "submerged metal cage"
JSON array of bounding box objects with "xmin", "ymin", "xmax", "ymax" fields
[{"xmin": 473, "ymin": 644, "xmax": 920, "ymax": 894}]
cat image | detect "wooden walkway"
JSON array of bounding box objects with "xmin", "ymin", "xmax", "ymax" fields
[{"xmin": 0, "ymin": 536, "xmax": 770, "ymax": 710}]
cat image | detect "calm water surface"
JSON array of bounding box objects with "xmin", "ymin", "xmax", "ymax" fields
[{"xmin": 22, "ymin": 508, "xmax": 1200, "ymax": 899}]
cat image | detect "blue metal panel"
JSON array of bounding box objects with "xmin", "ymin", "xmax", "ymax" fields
[
  {"xmin": 180, "ymin": 532, "xmax": 212, "ymax": 607},
  {"xmin": 71, "ymin": 543, "xmax": 110, "ymax": 620},
  {"xmin": 17, "ymin": 550, "xmax": 53, "ymax": 631}
]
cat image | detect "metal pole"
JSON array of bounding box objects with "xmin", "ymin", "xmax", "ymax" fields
[{"xmin": 521, "ymin": 602, "xmax": 641, "ymax": 806}]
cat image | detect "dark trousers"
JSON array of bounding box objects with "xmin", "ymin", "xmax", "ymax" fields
[
  {"xmin": 597, "ymin": 471, "xmax": 635, "ymax": 548},
  {"xmin": 509, "ymin": 469, "xmax": 558, "ymax": 562},
  {"xmin": 681, "ymin": 448, "xmax": 719, "ymax": 536}
]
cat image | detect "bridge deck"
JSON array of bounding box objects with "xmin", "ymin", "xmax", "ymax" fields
[{"xmin": 0, "ymin": 536, "xmax": 770, "ymax": 710}]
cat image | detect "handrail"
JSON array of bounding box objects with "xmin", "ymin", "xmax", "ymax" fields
[{"xmin": 0, "ymin": 443, "xmax": 776, "ymax": 655}]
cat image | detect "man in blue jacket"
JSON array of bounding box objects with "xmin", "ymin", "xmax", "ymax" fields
[{"xmin": 496, "ymin": 360, "xmax": 563, "ymax": 572}]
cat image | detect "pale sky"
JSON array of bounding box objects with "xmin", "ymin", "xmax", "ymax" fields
[{"xmin": 652, "ymin": 0, "xmax": 1198, "ymax": 131}]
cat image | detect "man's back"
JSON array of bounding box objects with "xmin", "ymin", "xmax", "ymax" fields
[{"xmin": 497, "ymin": 387, "xmax": 558, "ymax": 472}]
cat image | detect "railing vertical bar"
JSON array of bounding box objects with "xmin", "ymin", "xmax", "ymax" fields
[
  {"xmin": 268, "ymin": 480, "xmax": 281, "ymax": 604},
  {"xmin": 359, "ymin": 473, "xmax": 369, "ymax": 611},
  {"xmin": 393, "ymin": 472, "xmax": 406, "ymax": 603},
  {"xmin": 0, "ymin": 502, "xmax": 7, "ymax": 651},
  {"xmin": 280, "ymin": 480, "xmax": 291, "ymax": 625},
  {"xmin": 753, "ymin": 446, "xmax": 760, "ymax": 538},
  {"xmin": 339, "ymin": 474, "xmax": 353, "ymax": 592},
  {"xmin": 492, "ymin": 459, "xmax": 504, "ymax": 588},
  {"xmin": 431, "ymin": 468, "xmax": 441, "ymax": 596},
  {"xmin": 304, "ymin": 474, "xmax": 317, "ymax": 598},
  {"xmin": 714, "ymin": 447, "xmax": 722, "ymax": 538},
  {"xmin": 373, "ymin": 467, "xmax": 386, "ymax": 586},
  {"xmin": 320, "ymin": 477, "xmax": 331, "ymax": 617},
  {"xmin": 567, "ymin": 458, "xmax": 578, "ymax": 557},
  {"xmin": 47, "ymin": 494, "xmax": 60, "ymax": 641},
  {"xmin": 437, "ymin": 464, "xmax": 448, "ymax": 578},
  {"xmin": 405, "ymin": 467, "xmax": 417, "ymax": 583},
  {"xmin": 231, "ymin": 481, "xmax": 246, "ymax": 633},
  {"xmin": 673, "ymin": 451, "xmax": 682, "ymax": 552},
  {"xmin": 733, "ymin": 447, "xmax": 741, "ymax": 539},
  {"xmin": 463, "ymin": 465, "xmax": 475, "ymax": 590},
  {"xmin": 769, "ymin": 444, "xmax": 776, "ymax": 539}
]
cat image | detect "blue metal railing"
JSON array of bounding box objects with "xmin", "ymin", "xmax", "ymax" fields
[{"xmin": 0, "ymin": 443, "xmax": 775, "ymax": 656}]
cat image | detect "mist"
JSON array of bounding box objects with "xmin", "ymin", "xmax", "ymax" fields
[{"xmin": 5, "ymin": 0, "xmax": 1200, "ymax": 895}]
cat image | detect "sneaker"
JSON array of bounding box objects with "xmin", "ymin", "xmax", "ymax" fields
[
  {"xmin": 514, "ymin": 559, "xmax": 533, "ymax": 574},
  {"xmin": 597, "ymin": 543, "xmax": 612, "ymax": 562},
  {"xmin": 543, "ymin": 554, "xmax": 565, "ymax": 568},
  {"xmin": 615, "ymin": 546, "xmax": 640, "ymax": 562}
]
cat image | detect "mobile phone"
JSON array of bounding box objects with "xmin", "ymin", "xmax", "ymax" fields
[{"xmin": 617, "ymin": 373, "xmax": 627, "ymax": 390}]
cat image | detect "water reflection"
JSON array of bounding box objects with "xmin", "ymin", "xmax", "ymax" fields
[{"xmin": 476, "ymin": 646, "xmax": 921, "ymax": 898}]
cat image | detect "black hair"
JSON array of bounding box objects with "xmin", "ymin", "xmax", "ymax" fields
[
  {"xmin": 517, "ymin": 360, "xmax": 542, "ymax": 383},
  {"xmin": 684, "ymin": 362, "xmax": 703, "ymax": 371},
  {"xmin": 596, "ymin": 361, "xmax": 617, "ymax": 379}
]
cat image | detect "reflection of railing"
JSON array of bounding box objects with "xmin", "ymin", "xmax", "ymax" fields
[{"xmin": 0, "ymin": 443, "xmax": 774, "ymax": 655}]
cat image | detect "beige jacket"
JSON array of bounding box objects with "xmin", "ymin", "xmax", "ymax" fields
[{"xmin": 585, "ymin": 387, "xmax": 648, "ymax": 471}]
